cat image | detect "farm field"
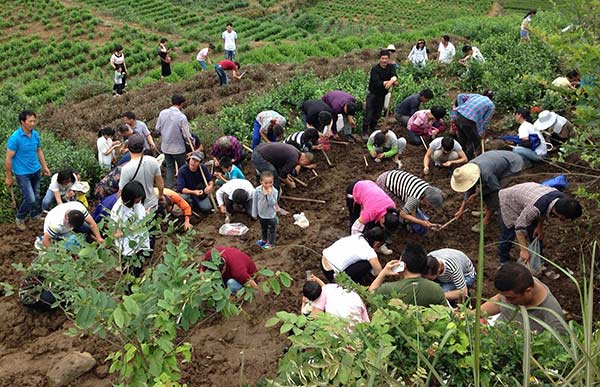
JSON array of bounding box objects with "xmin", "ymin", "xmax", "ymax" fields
[{"xmin": 0, "ymin": 0, "xmax": 599, "ymax": 386}]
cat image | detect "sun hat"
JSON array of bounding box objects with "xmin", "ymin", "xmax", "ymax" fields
[
  {"xmin": 386, "ymin": 44, "xmax": 397, "ymax": 52},
  {"xmin": 71, "ymin": 181, "xmax": 90, "ymax": 193},
  {"xmin": 450, "ymin": 163, "xmax": 481, "ymax": 192},
  {"xmin": 533, "ymin": 110, "xmax": 558, "ymax": 131}
]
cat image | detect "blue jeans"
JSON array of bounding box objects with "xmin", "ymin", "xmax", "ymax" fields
[
  {"xmin": 439, "ymin": 274, "xmax": 476, "ymax": 292},
  {"xmin": 215, "ymin": 64, "xmax": 228, "ymax": 86},
  {"xmin": 198, "ymin": 60, "xmax": 207, "ymax": 70},
  {"xmin": 224, "ymin": 50, "xmax": 235, "ymax": 61},
  {"xmin": 498, "ymin": 214, "xmax": 541, "ymax": 264},
  {"xmin": 181, "ymin": 193, "xmax": 212, "ymax": 213},
  {"xmin": 117, "ymin": 151, "xmax": 131, "ymax": 166},
  {"xmin": 513, "ymin": 146, "xmax": 543, "ymax": 162},
  {"xmin": 226, "ymin": 278, "xmax": 243, "ymax": 293},
  {"xmin": 15, "ymin": 170, "xmax": 41, "ymax": 220},
  {"xmin": 42, "ymin": 189, "xmax": 65, "ymax": 212},
  {"xmin": 407, "ymin": 130, "xmax": 424, "ymax": 145}
]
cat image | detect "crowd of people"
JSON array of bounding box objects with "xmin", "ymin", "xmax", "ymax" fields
[{"xmin": 4, "ymin": 11, "xmax": 585, "ymax": 336}]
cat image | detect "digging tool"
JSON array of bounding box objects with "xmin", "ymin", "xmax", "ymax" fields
[
  {"xmin": 242, "ymin": 144, "xmax": 253, "ymax": 153},
  {"xmin": 363, "ymin": 155, "xmax": 369, "ymax": 167},
  {"xmin": 420, "ymin": 136, "xmax": 428, "ymax": 151},
  {"xmin": 481, "ymin": 138, "xmax": 486, "ymax": 153},
  {"xmin": 281, "ymin": 195, "xmax": 326, "ymax": 204},
  {"xmin": 330, "ymin": 140, "xmax": 350, "ymax": 146},
  {"xmin": 321, "ymin": 150, "xmax": 333, "ymax": 167},
  {"xmin": 199, "ymin": 164, "xmax": 218, "ymax": 211},
  {"xmin": 291, "ymin": 176, "xmax": 308, "ymax": 187},
  {"xmin": 435, "ymin": 216, "xmax": 458, "ymax": 231},
  {"xmin": 311, "ymin": 169, "xmax": 319, "ymax": 177}
]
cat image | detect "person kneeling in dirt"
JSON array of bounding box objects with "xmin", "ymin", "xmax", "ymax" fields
[
  {"xmin": 321, "ymin": 226, "xmax": 385, "ymax": 286},
  {"xmin": 497, "ymin": 182, "xmax": 582, "ymax": 267},
  {"xmin": 451, "ymin": 150, "xmax": 525, "ymax": 233},
  {"xmin": 285, "ymin": 128, "xmax": 322, "ymax": 152},
  {"xmin": 210, "ymin": 135, "xmax": 246, "ymax": 168},
  {"xmin": 406, "ymin": 106, "xmax": 447, "ymax": 146},
  {"xmin": 375, "ymin": 170, "xmax": 444, "ymax": 231},
  {"xmin": 302, "ymin": 275, "xmax": 370, "ymax": 323},
  {"xmin": 41, "ymin": 201, "xmax": 104, "ymax": 248},
  {"xmin": 216, "ymin": 178, "xmax": 255, "ymax": 221},
  {"xmin": 203, "ymin": 246, "xmax": 259, "ymax": 293},
  {"xmin": 394, "ymin": 88, "xmax": 434, "ymax": 128},
  {"xmin": 346, "ymin": 179, "xmax": 400, "ymax": 255},
  {"xmin": 423, "ymin": 136, "xmax": 467, "ymax": 175},
  {"xmin": 533, "ymin": 110, "xmax": 575, "ymax": 147},
  {"xmin": 251, "ymin": 142, "xmax": 314, "ymax": 192},
  {"xmin": 368, "ymin": 243, "xmax": 447, "ymax": 307},
  {"xmin": 177, "ymin": 151, "xmax": 215, "ymax": 213},
  {"xmin": 423, "ymin": 249, "xmax": 476, "ymax": 304},
  {"xmin": 156, "ymin": 188, "xmax": 192, "ymax": 231},
  {"xmin": 481, "ymin": 262, "xmax": 566, "ymax": 334},
  {"xmin": 366, "ymin": 127, "xmax": 406, "ymax": 168}
]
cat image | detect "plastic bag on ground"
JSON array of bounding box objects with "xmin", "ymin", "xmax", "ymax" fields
[
  {"xmin": 218, "ymin": 223, "xmax": 249, "ymax": 236},
  {"xmin": 293, "ymin": 212, "xmax": 310, "ymax": 228}
]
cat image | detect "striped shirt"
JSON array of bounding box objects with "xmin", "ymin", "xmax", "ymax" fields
[
  {"xmin": 43, "ymin": 202, "xmax": 89, "ymax": 240},
  {"xmin": 285, "ymin": 131, "xmax": 312, "ymax": 152},
  {"xmin": 378, "ymin": 170, "xmax": 429, "ymax": 214},
  {"xmin": 454, "ymin": 94, "xmax": 495, "ymax": 135},
  {"xmin": 499, "ymin": 183, "xmax": 560, "ymax": 232},
  {"xmin": 428, "ymin": 249, "xmax": 476, "ymax": 291}
]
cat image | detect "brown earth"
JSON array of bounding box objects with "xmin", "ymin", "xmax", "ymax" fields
[{"xmin": 2, "ymin": 50, "xmax": 599, "ymax": 386}]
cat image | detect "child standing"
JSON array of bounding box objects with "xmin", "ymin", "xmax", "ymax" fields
[
  {"xmin": 252, "ymin": 171, "xmax": 278, "ymax": 250},
  {"xmin": 113, "ymin": 65, "xmax": 126, "ymax": 96}
]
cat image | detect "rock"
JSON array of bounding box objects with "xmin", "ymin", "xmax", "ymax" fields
[
  {"xmin": 94, "ymin": 364, "xmax": 109, "ymax": 378},
  {"xmin": 46, "ymin": 351, "xmax": 96, "ymax": 387}
]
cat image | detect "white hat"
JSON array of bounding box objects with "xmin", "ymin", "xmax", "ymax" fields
[
  {"xmin": 71, "ymin": 181, "xmax": 90, "ymax": 193},
  {"xmin": 450, "ymin": 164, "xmax": 480, "ymax": 192},
  {"xmin": 386, "ymin": 44, "xmax": 397, "ymax": 52},
  {"xmin": 534, "ymin": 110, "xmax": 558, "ymax": 131}
]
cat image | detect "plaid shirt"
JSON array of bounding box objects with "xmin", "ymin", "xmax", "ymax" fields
[
  {"xmin": 453, "ymin": 94, "xmax": 495, "ymax": 135},
  {"xmin": 499, "ymin": 183, "xmax": 559, "ymax": 232}
]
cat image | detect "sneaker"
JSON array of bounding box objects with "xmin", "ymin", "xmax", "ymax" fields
[
  {"xmin": 261, "ymin": 243, "xmax": 274, "ymax": 250},
  {"xmin": 374, "ymin": 158, "xmax": 381, "ymax": 163},
  {"xmin": 471, "ymin": 223, "xmax": 481, "ymax": 233},
  {"xmin": 16, "ymin": 218, "xmax": 26, "ymax": 231},
  {"xmin": 345, "ymin": 134, "xmax": 356, "ymax": 143},
  {"xmin": 471, "ymin": 211, "xmax": 481, "ymax": 217},
  {"xmin": 224, "ymin": 215, "xmax": 231, "ymax": 224},
  {"xmin": 34, "ymin": 236, "xmax": 44, "ymax": 251},
  {"xmin": 379, "ymin": 244, "xmax": 393, "ymax": 255},
  {"xmin": 395, "ymin": 160, "xmax": 403, "ymax": 169},
  {"xmin": 256, "ymin": 240, "xmax": 266, "ymax": 247}
]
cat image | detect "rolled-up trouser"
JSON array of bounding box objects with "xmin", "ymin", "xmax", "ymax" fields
[
  {"xmin": 455, "ymin": 113, "xmax": 480, "ymax": 160},
  {"xmin": 251, "ymin": 150, "xmax": 280, "ymax": 191}
]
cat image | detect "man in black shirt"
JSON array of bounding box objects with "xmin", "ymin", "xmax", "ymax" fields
[
  {"xmin": 362, "ymin": 50, "xmax": 398, "ymax": 139},
  {"xmin": 251, "ymin": 143, "xmax": 314, "ymax": 191},
  {"xmin": 300, "ymin": 100, "xmax": 335, "ymax": 135}
]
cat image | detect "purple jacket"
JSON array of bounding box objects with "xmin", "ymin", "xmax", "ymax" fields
[{"xmin": 322, "ymin": 90, "xmax": 356, "ymax": 115}]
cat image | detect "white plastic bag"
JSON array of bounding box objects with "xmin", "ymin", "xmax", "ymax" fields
[
  {"xmin": 293, "ymin": 212, "xmax": 310, "ymax": 228},
  {"xmin": 518, "ymin": 238, "xmax": 542, "ymax": 276},
  {"xmin": 218, "ymin": 223, "xmax": 249, "ymax": 236},
  {"xmin": 383, "ymin": 92, "xmax": 392, "ymax": 110}
]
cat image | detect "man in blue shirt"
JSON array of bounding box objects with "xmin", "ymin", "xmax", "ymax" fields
[
  {"xmin": 177, "ymin": 151, "xmax": 215, "ymax": 213},
  {"xmin": 4, "ymin": 110, "xmax": 51, "ymax": 230}
]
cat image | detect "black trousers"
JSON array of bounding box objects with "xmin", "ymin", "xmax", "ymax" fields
[
  {"xmin": 455, "ymin": 113, "xmax": 480, "ymax": 160},
  {"xmin": 259, "ymin": 217, "xmax": 277, "ymax": 245},
  {"xmin": 223, "ymin": 196, "xmax": 252, "ymax": 216},
  {"xmin": 346, "ymin": 180, "xmax": 361, "ymax": 231},
  {"xmin": 362, "ymin": 93, "xmax": 385, "ymax": 135},
  {"xmin": 322, "ymin": 260, "xmax": 373, "ymax": 286}
]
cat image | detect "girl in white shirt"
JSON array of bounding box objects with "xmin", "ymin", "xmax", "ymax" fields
[
  {"xmin": 520, "ymin": 9, "xmax": 537, "ymax": 40},
  {"xmin": 408, "ymin": 39, "xmax": 428, "ymax": 67},
  {"xmin": 512, "ymin": 108, "xmax": 547, "ymax": 162},
  {"xmin": 111, "ymin": 181, "xmax": 150, "ymax": 277},
  {"xmin": 97, "ymin": 127, "xmax": 120, "ymax": 170}
]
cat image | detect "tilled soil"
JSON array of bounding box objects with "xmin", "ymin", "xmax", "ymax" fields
[{"xmin": 1, "ymin": 49, "xmax": 599, "ymax": 386}]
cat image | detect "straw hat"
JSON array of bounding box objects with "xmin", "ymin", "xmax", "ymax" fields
[
  {"xmin": 386, "ymin": 44, "xmax": 397, "ymax": 52},
  {"xmin": 71, "ymin": 181, "xmax": 90, "ymax": 193},
  {"xmin": 533, "ymin": 110, "xmax": 557, "ymax": 131},
  {"xmin": 450, "ymin": 163, "xmax": 480, "ymax": 192}
]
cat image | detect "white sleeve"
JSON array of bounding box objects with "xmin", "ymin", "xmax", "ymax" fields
[
  {"xmin": 216, "ymin": 186, "xmax": 226, "ymax": 206},
  {"xmin": 48, "ymin": 174, "xmax": 59, "ymax": 192}
]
